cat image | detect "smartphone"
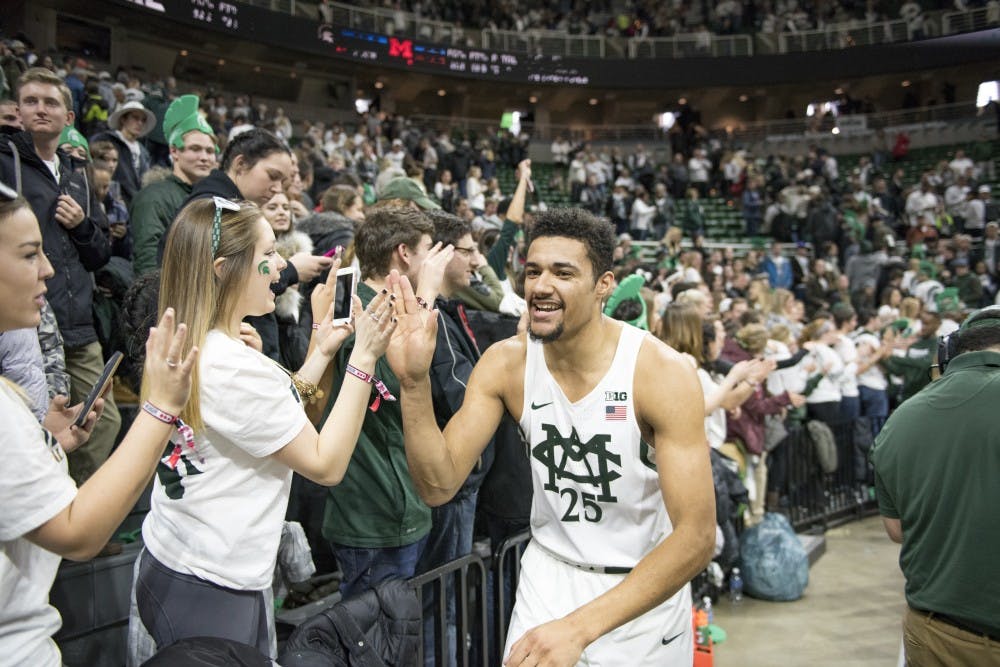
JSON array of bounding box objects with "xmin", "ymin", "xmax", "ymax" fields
[
  {"xmin": 322, "ymin": 245, "xmax": 343, "ymax": 258},
  {"xmin": 73, "ymin": 351, "xmax": 123, "ymax": 428},
  {"xmin": 332, "ymin": 267, "xmax": 356, "ymax": 325}
]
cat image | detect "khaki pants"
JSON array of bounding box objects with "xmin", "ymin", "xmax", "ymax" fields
[
  {"xmin": 748, "ymin": 451, "xmax": 768, "ymax": 523},
  {"xmin": 65, "ymin": 341, "xmax": 121, "ymax": 485},
  {"xmin": 904, "ymin": 607, "xmax": 1000, "ymax": 666}
]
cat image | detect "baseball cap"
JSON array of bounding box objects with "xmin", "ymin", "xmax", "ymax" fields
[
  {"xmin": 979, "ymin": 185, "xmax": 991, "ymax": 194},
  {"xmin": 378, "ymin": 177, "xmax": 440, "ymax": 210}
]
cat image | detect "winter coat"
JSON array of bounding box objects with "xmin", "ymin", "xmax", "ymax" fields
[
  {"xmin": 721, "ymin": 342, "xmax": 793, "ymax": 455},
  {"xmin": 129, "ymin": 172, "xmax": 191, "ymax": 276},
  {"xmin": 89, "ymin": 130, "xmax": 151, "ymax": 205},
  {"xmin": 295, "ymin": 210, "xmax": 355, "ymax": 260},
  {"xmin": 279, "ymin": 578, "xmax": 420, "ymax": 667},
  {"xmin": 272, "ymin": 230, "xmax": 314, "ymax": 370},
  {"xmin": 0, "ymin": 132, "xmax": 110, "ymax": 348}
]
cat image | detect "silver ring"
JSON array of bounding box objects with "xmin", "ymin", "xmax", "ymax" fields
[
  {"xmin": 369, "ymin": 313, "xmax": 380, "ymax": 322},
  {"xmin": 166, "ymin": 359, "xmax": 178, "ymax": 368}
]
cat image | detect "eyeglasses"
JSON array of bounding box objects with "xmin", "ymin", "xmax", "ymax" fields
[{"xmin": 453, "ymin": 245, "xmax": 477, "ymax": 257}]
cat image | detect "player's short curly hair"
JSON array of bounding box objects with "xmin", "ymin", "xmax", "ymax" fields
[{"xmin": 527, "ymin": 208, "xmax": 615, "ymax": 282}]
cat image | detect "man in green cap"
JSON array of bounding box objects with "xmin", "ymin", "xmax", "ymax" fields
[
  {"xmin": 129, "ymin": 94, "xmax": 216, "ymax": 276},
  {"xmin": 379, "ymin": 176, "xmax": 441, "ymax": 211}
]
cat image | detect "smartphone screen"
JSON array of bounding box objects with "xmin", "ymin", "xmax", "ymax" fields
[
  {"xmin": 333, "ymin": 268, "xmax": 355, "ymax": 324},
  {"xmin": 73, "ymin": 351, "xmax": 123, "ymax": 427}
]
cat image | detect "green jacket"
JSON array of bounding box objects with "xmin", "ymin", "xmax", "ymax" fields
[
  {"xmin": 880, "ymin": 336, "xmax": 937, "ymax": 403},
  {"xmin": 454, "ymin": 264, "xmax": 504, "ymax": 312},
  {"xmin": 321, "ymin": 282, "xmax": 430, "ymax": 547},
  {"xmin": 872, "ymin": 350, "xmax": 1000, "ymax": 638},
  {"xmin": 953, "ymin": 272, "xmax": 983, "ymax": 308},
  {"xmin": 130, "ymin": 174, "xmax": 191, "ymax": 276}
]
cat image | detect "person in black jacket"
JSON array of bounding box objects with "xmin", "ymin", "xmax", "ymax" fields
[
  {"xmin": 89, "ymin": 100, "xmax": 155, "ymax": 205},
  {"xmin": 0, "ymin": 67, "xmax": 119, "ymax": 484},
  {"xmin": 414, "ymin": 209, "xmax": 496, "ymax": 666},
  {"xmin": 159, "ymin": 129, "xmax": 332, "ymax": 360}
]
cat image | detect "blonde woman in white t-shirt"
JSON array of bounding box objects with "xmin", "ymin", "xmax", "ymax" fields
[
  {"xmin": 133, "ymin": 197, "xmax": 400, "ymax": 657},
  {"xmin": 0, "ymin": 188, "xmax": 196, "ymax": 667}
]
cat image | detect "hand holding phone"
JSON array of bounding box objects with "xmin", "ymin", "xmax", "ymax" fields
[{"xmin": 73, "ymin": 352, "xmax": 123, "ymax": 428}]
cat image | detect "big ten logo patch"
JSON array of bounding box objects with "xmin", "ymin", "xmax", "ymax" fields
[
  {"xmin": 532, "ymin": 423, "xmax": 621, "ymax": 523},
  {"xmin": 605, "ymin": 390, "xmax": 628, "ymax": 402}
]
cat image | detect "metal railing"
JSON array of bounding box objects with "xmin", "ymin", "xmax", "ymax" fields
[
  {"xmin": 775, "ymin": 17, "xmax": 910, "ymax": 53},
  {"xmin": 234, "ymin": 1, "xmax": 989, "ymax": 60},
  {"xmin": 410, "ymin": 100, "xmax": 984, "ymax": 147},
  {"xmin": 942, "ymin": 6, "xmax": 1000, "ymax": 34}
]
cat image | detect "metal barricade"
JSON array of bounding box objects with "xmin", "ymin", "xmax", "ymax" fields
[
  {"xmin": 770, "ymin": 417, "xmax": 876, "ymax": 533},
  {"xmin": 410, "ymin": 553, "xmax": 491, "ymax": 667}
]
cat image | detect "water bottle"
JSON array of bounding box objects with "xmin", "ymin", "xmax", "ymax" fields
[
  {"xmin": 701, "ymin": 595, "xmax": 714, "ymax": 625},
  {"xmin": 729, "ymin": 567, "xmax": 743, "ymax": 604}
]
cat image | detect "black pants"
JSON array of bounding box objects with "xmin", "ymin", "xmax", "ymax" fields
[{"xmin": 136, "ymin": 551, "xmax": 271, "ymax": 656}]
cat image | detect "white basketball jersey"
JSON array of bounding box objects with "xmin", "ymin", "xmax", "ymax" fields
[{"xmin": 519, "ymin": 323, "xmax": 672, "ymax": 569}]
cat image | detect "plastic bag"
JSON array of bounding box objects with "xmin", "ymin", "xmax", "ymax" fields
[{"xmin": 738, "ymin": 513, "xmax": 809, "ymax": 601}]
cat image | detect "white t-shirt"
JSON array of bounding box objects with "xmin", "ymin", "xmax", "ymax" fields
[
  {"xmin": 853, "ymin": 331, "xmax": 888, "ymax": 391},
  {"xmin": 0, "ymin": 382, "xmax": 78, "ymax": 667},
  {"xmin": 833, "ymin": 334, "xmax": 859, "ymax": 398},
  {"xmin": 142, "ymin": 330, "xmax": 309, "ymax": 590},
  {"xmin": 115, "ymin": 130, "xmax": 142, "ymax": 170},
  {"xmin": 40, "ymin": 157, "xmax": 59, "ymax": 182},
  {"xmin": 805, "ymin": 344, "xmax": 844, "ymax": 404},
  {"xmin": 696, "ymin": 367, "xmax": 726, "ymax": 450}
]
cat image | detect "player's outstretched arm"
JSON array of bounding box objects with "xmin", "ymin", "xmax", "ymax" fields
[
  {"xmin": 505, "ymin": 337, "xmax": 716, "ymax": 667},
  {"xmin": 388, "ymin": 273, "xmax": 511, "ymax": 506}
]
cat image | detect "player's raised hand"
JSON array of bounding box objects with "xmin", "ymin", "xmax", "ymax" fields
[{"xmin": 385, "ymin": 270, "xmax": 438, "ymax": 385}]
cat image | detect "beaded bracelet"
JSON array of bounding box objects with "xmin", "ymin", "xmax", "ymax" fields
[{"xmin": 290, "ymin": 372, "xmax": 325, "ymax": 404}]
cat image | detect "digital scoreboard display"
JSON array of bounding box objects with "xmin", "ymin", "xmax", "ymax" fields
[
  {"xmin": 316, "ymin": 26, "xmax": 591, "ymax": 86},
  {"xmin": 120, "ymin": 0, "xmax": 592, "ymax": 86}
]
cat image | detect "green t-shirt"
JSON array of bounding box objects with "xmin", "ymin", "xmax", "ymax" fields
[
  {"xmin": 871, "ymin": 350, "xmax": 1000, "ymax": 637},
  {"xmin": 320, "ymin": 282, "xmax": 430, "ymax": 547}
]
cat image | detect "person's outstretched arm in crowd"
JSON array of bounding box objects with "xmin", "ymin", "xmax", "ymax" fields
[
  {"xmin": 487, "ymin": 159, "xmax": 531, "ymax": 280},
  {"xmin": 27, "ymin": 310, "xmax": 197, "ymax": 561}
]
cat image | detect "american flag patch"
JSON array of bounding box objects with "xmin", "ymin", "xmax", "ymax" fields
[{"xmin": 605, "ymin": 405, "xmax": 627, "ymax": 421}]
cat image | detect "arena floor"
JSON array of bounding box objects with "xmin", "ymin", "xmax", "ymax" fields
[{"xmin": 714, "ymin": 516, "xmax": 906, "ymax": 667}]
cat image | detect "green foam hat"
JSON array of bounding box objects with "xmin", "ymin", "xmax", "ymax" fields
[
  {"xmin": 163, "ymin": 94, "xmax": 215, "ymax": 149},
  {"xmin": 935, "ymin": 287, "xmax": 962, "ymax": 314},
  {"xmin": 58, "ymin": 126, "xmax": 89, "ymax": 159},
  {"xmin": 603, "ymin": 274, "xmax": 648, "ymax": 330}
]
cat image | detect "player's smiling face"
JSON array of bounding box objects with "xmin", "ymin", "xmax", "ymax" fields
[{"xmin": 524, "ymin": 236, "xmax": 609, "ymax": 343}]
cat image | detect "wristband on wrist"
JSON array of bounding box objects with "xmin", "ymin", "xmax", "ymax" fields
[
  {"xmin": 345, "ymin": 363, "xmax": 397, "ymax": 412},
  {"xmin": 142, "ymin": 400, "xmax": 176, "ymax": 424},
  {"xmin": 143, "ymin": 400, "xmax": 201, "ymax": 469}
]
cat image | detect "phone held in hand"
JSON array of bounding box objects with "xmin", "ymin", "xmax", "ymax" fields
[
  {"xmin": 333, "ymin": 268, "xmax": 356, "ymax": 325},
  {"xmin": 73, "ymin": 352, "xmax": 123, "ymax": 428}
]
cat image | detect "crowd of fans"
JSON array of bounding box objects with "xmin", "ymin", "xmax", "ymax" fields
[
  {"xmin": 1, "ymin": 36, "xmax": 999, "ymax": 663},
  {"xmin": 330, "ymin": 0, "xmax": 998, "ymax": 40}
]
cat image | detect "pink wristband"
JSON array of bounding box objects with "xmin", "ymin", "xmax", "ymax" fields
[
  {"xmin": 142, "ymin": 400, "xmax": 176, "ymax": 424},
  {"xmin": 345, "ymin": 364, "xmax": 373, "ymax": 383},
  {"xmin": 345, "ymin": 364, "xmax": 397, "ymax": 412}
]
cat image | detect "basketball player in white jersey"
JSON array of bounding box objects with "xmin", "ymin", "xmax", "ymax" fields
[{"xmin": 387, "ymin": 207, "xmax": 715, "ymax": 667}]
